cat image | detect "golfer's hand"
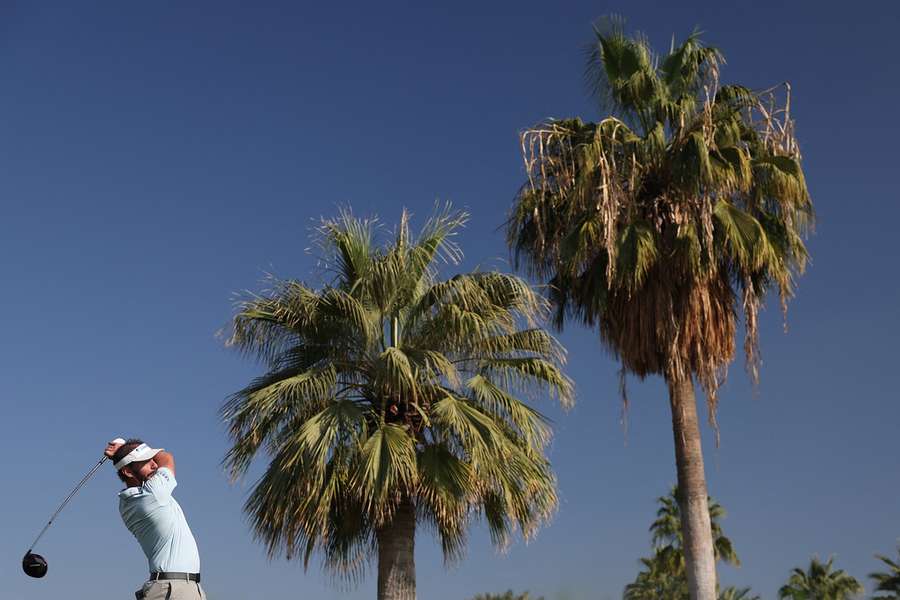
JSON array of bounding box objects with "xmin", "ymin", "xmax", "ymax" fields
[{"xmin": 104, "ymin": 438, "xmax": 126, "ymax": 458}]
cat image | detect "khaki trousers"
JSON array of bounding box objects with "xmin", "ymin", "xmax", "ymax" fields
[{"xmin": 134, "ymin": 579, "xmax": 206, "ymax": 600}]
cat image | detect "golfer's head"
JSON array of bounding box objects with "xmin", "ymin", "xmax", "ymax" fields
[{"xmin": 112, "ymin": 439, "xmax": 158, "ymax": 484}]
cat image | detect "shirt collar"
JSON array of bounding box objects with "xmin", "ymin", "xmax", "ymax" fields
[{"xmin": 118, "ymin": 486, "xmax": 142, "ymax": 498}]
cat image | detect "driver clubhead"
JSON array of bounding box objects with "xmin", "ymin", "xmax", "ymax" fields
[{"xmin": 22, "ymin": 552, "xmax": 48, "ymax": 578}]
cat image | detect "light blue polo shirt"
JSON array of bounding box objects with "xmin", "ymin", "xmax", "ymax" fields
[{"xmin": 118, "ymin": 467, "xmax": 200, "ymax": 573}]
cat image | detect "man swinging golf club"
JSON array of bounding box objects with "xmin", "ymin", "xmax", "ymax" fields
[{"xmin": 105, "ymin": 438, "xmax": 205, "ymax": 600}]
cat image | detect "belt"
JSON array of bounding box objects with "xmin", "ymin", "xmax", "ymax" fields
[{"xmin": 150, "ymin": 572, "xmax": 200, "ymax": 582}]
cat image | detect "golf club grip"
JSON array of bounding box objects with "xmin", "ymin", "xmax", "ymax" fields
[{"xmin": 27, "ymin": 456, "xmax": 109, "ymax": 551}]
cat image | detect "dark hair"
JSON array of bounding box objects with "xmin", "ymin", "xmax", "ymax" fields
[{"xmin": 112, "ymin": 438, "xmax": 144, "ymax": 482}]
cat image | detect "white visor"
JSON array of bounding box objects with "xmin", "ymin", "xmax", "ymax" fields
[{"xmin": 113, "ymin": 443, "xmax": 164, "ymax": 470}]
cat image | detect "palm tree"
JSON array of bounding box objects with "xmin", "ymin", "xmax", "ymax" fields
[
  {"xmin": 624, "ymin": 488, "xmax": 740, "ymax": 600},
  {"xmin": 507, "ymin": 18, "xmax": 812, "ymax": 600},
  {"xmin": 624, "ymin": 546, "xmax": 690, "ymax": 600},
  {"xmin": 870, "ymin": 545, "xmax": 900, "ymax": 598},
  {"xmin": 625, "ymin": 558, "xmax": 757, "ymax": 600},
  {"xmin": 778, "ymin": 557, "xmax": 863, "ymax": 599},
  {"xmin": 650, "ymin": 487, "xmax": 740, "ymax": 569},
  {"xmin": 222, "ymin": 206, "xmax": 573, "ymax": 600}
]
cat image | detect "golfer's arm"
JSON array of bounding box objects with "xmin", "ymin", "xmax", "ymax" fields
[{"xmin": 154, "ymin": 450, "xmax": 176, "ymax": 476}]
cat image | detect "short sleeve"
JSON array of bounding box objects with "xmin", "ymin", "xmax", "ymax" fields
[{"xmin": 143, "ymin": 467, "xmax": 177, "ymax": 503}]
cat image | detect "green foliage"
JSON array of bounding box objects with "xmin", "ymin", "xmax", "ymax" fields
[
  {"xmin": 508, "ymin": 18, "xmax": 813, "ymax": 422},
  {"xmin": 468, "ymin": 591, "xmax": 543, "ymax": 600},
  {"xmin": 870, "ymin": 545, "xmax": 900, "ymax": 598},
  {"xmin": 778, "ymin": 556, "xmax": 863, "ymax": 600},
  {"xmin": 222, "ymin": 205, "xmax": 573, "ymax": 580},
  {"xmin": 650, "ymin": 487, "xmax": 740, "ymax": 567},
  {"xmin": 624, "ymin": 546, "xmax": 689, "ymax": 600},
  {"xmin": 718, "ymin": 587, "xmax": 760, "ymax": 600},
  {"xmin": 623, "ymin": 488, "xmax": 742, "ymax": 600}
]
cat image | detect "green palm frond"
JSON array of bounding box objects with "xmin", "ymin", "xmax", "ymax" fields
[
  {"xmin": 467, "ymin": 329, "xmax": 564, "ymax": 363},
  {"xmin": 354, "ymin": 424, "xmax": 418, "ymax": 521},
  {"xmin": 713, "ymin": 200, "xmax": 777, "ymax": 271},
  {"xmin": 624, "ymin": 546, "xmax": 689, "ymax": 599},
  {"xmin": 469, "ymin": 590, "xmax": 544, "ymax": 600},
  {"xmin": 870, "ymin": 545, "xmax": 900, "ymax": 598},
  {"xmin": 467, "ymin": 374, "xmax": 552, "ymax": 448},
  {"xmin": 316, "ymin": 208, "xmax": 377, "ymax": 288},
  {"xmin": 222, "ymin": 364, "xmax": 339, "ymax": 477},
  {"xmin": 415, "ymin": 442, "xmax": 470, "ymax": 563},
  {"xmin": 404, "ymin": 347, "xmax": 461, "ymax": 389},
  {"xmin": 778, "ymin": 556, "xmax": 864, "ymax": 600},
  {"xmin": 229, "ymin": 279, "xmax": 319, "ymax": 365},
  {"xmin": 406, "ymin": 203, "xmax": 467, "ymax": 273},
  {"xmin": 626, "ymin": 488, "xmax": 744, "ymax": 599},
  {"xmin": 478, "ymin": 357, "xmax": 573, "ymax": 407},
  {"xmin": 614, "ymin": 221, "xmax": 658, "ymax": 294},
  {"xmin": 718, "ymin": 586, "xmax": 760, "ymax": 600},
  {"xmin": 648, "ymin": 487, "xmax": 740, "ymax": 567},
  {"xmin": 660, "ymin": 31, "xmax": 722, "ymax": 103},
  {"xmin": 586, "ymin": 17, "xmax": 660, "ymax": 128},
  {"xmin": 317, "ymin": 288, "xmax": 378, "ymax": 344},
  {"xmin": 431, "ymin": 392, "xmax": 504, "ymax": 457}
]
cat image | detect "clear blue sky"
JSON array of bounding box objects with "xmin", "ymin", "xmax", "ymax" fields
[{"xmin": 2, "ymin": 2, "xmax": 897, "ymax": 599}]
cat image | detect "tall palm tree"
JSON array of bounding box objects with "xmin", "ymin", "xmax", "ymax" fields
[
  {"xmin": 222, "ymin": 206, "xmax": 573, "ymax": 600},
  {"xmin": 507, "ymin": 18, "xmax": 812, "ymax": 600},
  {"xmin": 778, "ymin": 557, "xmax": 863, "ymax": 600},
  {"xmin": 624, "ymin": 488, "xmax": 740, "ymax": 600},
  {"xmin": 870, "ymin": 545, "xmax": 900, "ymax": 599}
]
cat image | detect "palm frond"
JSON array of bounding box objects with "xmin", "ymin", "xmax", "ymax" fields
[
  {"xmin": 467, "ymin": 374, "xmax": 552, "ymax": 448},
  {"xmin": 870, "ymin": 546, "xmax": 900, "ymax": 597},
  {"xmin": 222, "ymin": 364, "xmax": 338, "ymax": 478},
  {"xmin": 478, "ymin": 357, "xmax": 574, "ymax": 408},
  {"xmin": 586, "ymin": 16, "xmax": 660, "ymax": 130},
  {"xmin": 354, "ymin": 424, "xmax": 418, "ymax": 523},
  {"xmin": 315, "ymin": 208, "xmax": 378, "ymax": 288}
]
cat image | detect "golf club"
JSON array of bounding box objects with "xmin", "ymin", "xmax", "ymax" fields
[{"xmin": 22, "ymin": 453, "xmax": 112, "ymax": 578}]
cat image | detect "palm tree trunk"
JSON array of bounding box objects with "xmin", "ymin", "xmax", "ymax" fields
[
  {"xmin": 668, "ymin": 374, "xmax": 717, "ymax": 600},
  {"xmin": 376, "ymin": 496, "xmax": 416, "ymax": 600}
]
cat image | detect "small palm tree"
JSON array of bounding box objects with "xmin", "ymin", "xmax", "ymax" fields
[
  {"xmin": 507, "ymin": 18, "xmax": 812, "ymax": 600},
  {"xmin": 223, "ymin": 206, "xmax": 573, "ymax": 600},
  {"xmin": 870, "ymin": 545, "xmax": 900, "ymax": 599},
  {"xmin": 650, "ymin": 487, "xmax": 740, "ymax": 568},
  {"xmin": 778, "ymin": 556, "xmax": 863, "ymax": 600},
  {"xmin": 625, "ymin": 561, "xmax": 757, "ymax": 600},
  {"xmin": 624, "ymin": 488, "xmax": 740, "ymax": 600},
  {"xmin": 624, "ymin": 546, "xmax": 690, "ymax": 599}
]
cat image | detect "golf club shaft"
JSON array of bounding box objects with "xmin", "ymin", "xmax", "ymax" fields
[{"xmin": 27, "ymin": 456, "xmax": 109, "ymax": 551}]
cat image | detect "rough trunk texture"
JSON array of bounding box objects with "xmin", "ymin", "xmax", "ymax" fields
[
  {"xmin": 668, "ymin": 375, "xmax": 717, "ymax": 600},
  {"xmin": 377, "ymin": 496, "xmax": 416, "ymax": 600}
]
